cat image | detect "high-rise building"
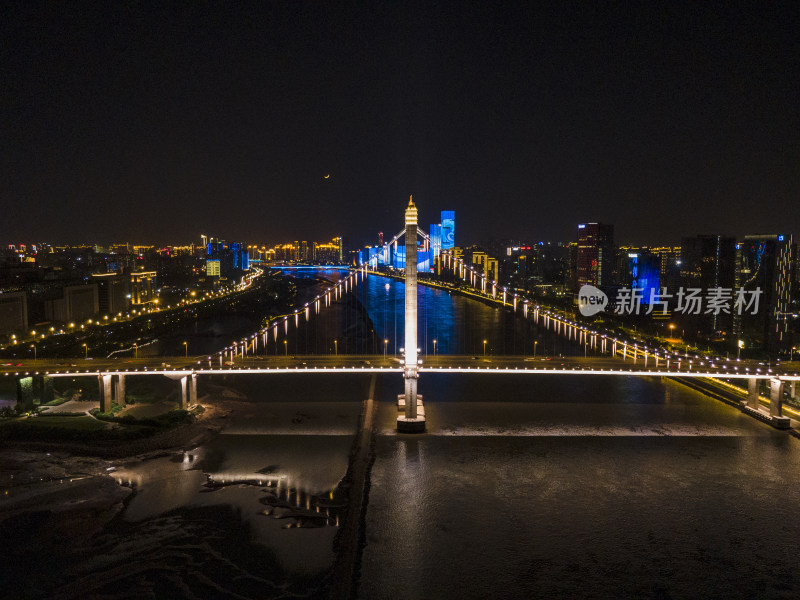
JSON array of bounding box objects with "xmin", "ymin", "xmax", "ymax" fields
[
  {"xmin": 441, "ymin": 211, "xmax": 455, "ymax": 250},
  {"xmin": 206, "ymin": 259, "xmax": 221, "ymax": 277},
  {"xmin": 45, "ymin": 284, "xmax": 99, "ymax": 322},
  {"xmin": 680, "ymin": 235, "xmax": 736, "ymax": 335},
  {"xmin": 734, "ymin": 234, "xmax": 796, "ymax": 352},
  {"xmin": 0, "ymin": 291, "xmax": 28, "ymax": 335},
  {"xmin": 130, "ymin": 271, "xmax": 157, "ymax": 305},
  {"xmin": 313, "ymin": 239, "xmax": 343, "ymax": 264},
  {"xmin": 576, "ymin": 223, "xmax": 614, "ymax": 290},
  {"xmin": 91, "ymin": 273, "xmax": 130, "ymax": 315},
  {"xmin": 334, "ymin": 237, "xmax": 343, "ymax": 263},
  {"xmin": 653, "ymin": 246, "xmax": 682, "ymax": 291},
  {"xmin": 621, "ymin": 250, "xmax": 661, "ymax": 307}
]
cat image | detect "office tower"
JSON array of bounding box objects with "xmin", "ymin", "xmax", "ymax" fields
[
  {"xmin": 680, "ymin": 235, "xmax": 736, "ymax": 335},
  {"xmin": 45, "ymin": 284, "xmax": 100, "ymax": 322},
  {"xmin": 441, "ymin": 211, "xmax": 455, "ymax": 250},
  {"xmin": 130, "ymin": 271, "xmax": 157, "ymax": 305},
  {"xmin": 734, "ymin": 234, "xmax": 796, "ymax": 352},
  {"xmin": 206, "ymin": 259, "xmax": 221, "ymax": 277},
  {"xmin": 621, "ymin": 250, "xmax": 661, "ymax": 307},
  {"xmin": 576, "ymin": 223, "xmax": 614, "ymax": 290},
  {"xmin": 92, "ymin": 273, "xmax": 130, "ymax": 314},
  {"xmin": 0, "ymin": 291, "xmax": 28, "ymax": 334}
]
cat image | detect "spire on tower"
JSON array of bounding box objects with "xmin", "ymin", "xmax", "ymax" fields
[{"xmin": 405, "ymin": 195, "xmax": 418, "ymax": 224}]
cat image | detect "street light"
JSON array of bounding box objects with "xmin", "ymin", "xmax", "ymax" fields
[
  {"xmin": 384, "ymin": 339, "xmax": 388, "ymax": 359},
  {"xmin": 483, "ymin": 339, "xmax": 487, "ymax": 357},
  {"xmin": 284, "ymin": 340, "xmax": 288, "ymax": 356},
  {"xmin": 334, "ymin": 339, "xmax": 338, "ymax": 355},
  {"xmin": 134, "ymin": 343, "xmax": 138, "ymax": 359},
  {"xmin": 30, "ymin": 344, "xmax": 36, "ymax": 361},
  {"xmin": 534, "ymin": 340, "xmax": 538, "ymax": 359},
  {"xmin": 183, "ymin": 341, "xmax": 188, "ymax": 357},
  {"xmin": 433, "ymin": 339, "xmax": 437, "ymax": 356},
  {"xmin": 82, "ymin": 343, "xmax": 88, "ymax": 359}
]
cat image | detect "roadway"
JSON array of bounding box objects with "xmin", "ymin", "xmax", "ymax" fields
[{"xmin": 3, "ymin": 354, "xmax": 799, "ymax": 380}]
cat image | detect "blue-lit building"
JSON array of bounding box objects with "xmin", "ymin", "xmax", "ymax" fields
[
  {"xmin": 228, "ymin": 243, "xmax": 249, "ymax": 270},
  {"xmin": 627, "ymin": 252, "xmax": 660, "ymax": 305},
  {"xmin": 207, "ymin": 242, "xmax": 250, "ymax": 276},
  {"xmin": 359, "ymin": 209, "xmax": 454, "ymax": 271},
  {"xmin": 440, "ymin": 211, "xmax": 455, "ymax": 250}
]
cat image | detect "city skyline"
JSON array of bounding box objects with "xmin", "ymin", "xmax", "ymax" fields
[{"xmin": 3, "ymin": 3, "xmax": 798, "ymax": 244}]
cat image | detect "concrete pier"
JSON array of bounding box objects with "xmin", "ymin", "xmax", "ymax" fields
[
  {"xmin": 740, "ymin": 377, "xmax": 791, "ymax": 429},
  {"xmin": 15, "ymin": 375, "xmax": 54, "ymax": 410},
  {"xmin": 15, "ymin": 377, "xmax": 34, "ymax": 411},
  {"xmin": 179, "ymin": 376, "xmax": 188, "ymax": 409},
  {"xmin": 114, "ymin": 374, "xmax": 126, "ymax": 407},
  {"xmin": 189, "ymin": 373, "xmax": 198, "ymax": 406},
  {"xmin": 99, "ymin": 374, "xmax": 113, "ymax": 413},
  {"xmin": 397, "ymin": 196, "xmax": 426, "ymax": 433},
  {"xmin": 747, "ymin": 378, "xmax": 759, "ymax": 409},
  {"xmin": 769, "ymin": 379, "xmax": 785, "ymax": 418}
]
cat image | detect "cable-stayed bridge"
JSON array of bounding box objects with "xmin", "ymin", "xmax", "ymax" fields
[{"xmin": 6, "ymin": 199, "xmax": 800, "ymax": 431}]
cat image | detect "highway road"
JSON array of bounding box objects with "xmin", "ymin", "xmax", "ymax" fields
[{"xmin": 3, "ymin": 354, "xmax": 799, "ymax": 379}]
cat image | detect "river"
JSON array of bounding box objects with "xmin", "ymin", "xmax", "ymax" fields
[{"xmin": 6, "ymin": 270, "xmax": 799, "ymax": 598}]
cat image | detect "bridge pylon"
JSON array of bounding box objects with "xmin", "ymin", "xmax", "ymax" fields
[{"xmin": 397, "ymin": 196, "xmax": 426, "ymax": 433}]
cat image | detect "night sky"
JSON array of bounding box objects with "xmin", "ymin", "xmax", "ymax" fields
[{"xmin": 3, "ymin": 2, "xmax": 798, "ymax": 246}]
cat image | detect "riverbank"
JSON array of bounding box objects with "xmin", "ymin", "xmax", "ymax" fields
[{"xmin": 0, "ymin": 384, "xmax": 248, "ymax": 598}]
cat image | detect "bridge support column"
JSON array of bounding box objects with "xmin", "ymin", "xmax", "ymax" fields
[
  {"xmin": 770, "ymin": 379, "xmax": 784, "ymax": 417},
  {"xmin": 397, "ymin": 197, "xmax": 425, "ymax": 434},
  {"xmin": 15, "ymin": 377, "xmax": 35, "ymax": 411},
  {"xmin": 23, "ymin": 375, "xmax": 54, "ymax": 407},
  {"xmin": 41, "ymin": 376, "xmax": 54, "ymax": 406},
  {"xmin": 189, "ymin": 373, "xmax": 198, "ymax": 406},
  {"xmin": 179, "ymin": 376, "xmax": 188, "ymax": 409},
  {"xmin": 747, "ymin": 378, "xmax": 759, "ymax": 409},
  {"xmin": 99, "ymin": 374, "xmax": 113, "ymax": 413},
  {"xmin": 790, "ymin": 381, "xmax": 797, "ymax": 400},
  {"xmin": 114, "ymin": 374, "xmax": 126, "ymax": 406}
]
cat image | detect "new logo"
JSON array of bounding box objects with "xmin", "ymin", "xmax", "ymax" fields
[{"xmin": 578, "ymin": 285, "xmax": 608, "ymax": 316}]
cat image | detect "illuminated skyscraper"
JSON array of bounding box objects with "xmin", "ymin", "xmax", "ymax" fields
[
  {"xmin": 680, "ymin": 235, "xmax": 736, "ymax": 334},
  {"xmin": 734, "ymin": 234, "xmax": 796, "ymax": 352},
  {"xmin": 576, "ymin": 223, "xmax": 614, "ymax": 290},
  {"xmin": 440, "ymin": 211, "xmax": 455, "ymax": 250}
]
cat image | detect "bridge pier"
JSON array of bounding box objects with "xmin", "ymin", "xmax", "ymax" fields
[
  {"xmin": 98, "ymin": 374, "xmax": 113, "ymax": 413},
  {"xmin": 114, "ymin": 374, "xmax": 126, "ymax": 406},
  {"xmin": 770, "ymin": 379, "xmax": 785, "ymax": 418},
  {"xmin": 747, "ymin": 378, "xmax": 759, "ymax": 409},
  {"xmin": 178, "ymin": 375, "xmax": 197, "ymax": 409},
  {"xmin": 790, "ymin": 381, "xmax": 797, "ymax": 400},
  {"xmin": 190, "ymin": 373, "xmax": 197, "ymax": 406},
  {"xmin": 15, "ymin": 375, "xmax": 55, "ymax": 410},
  {"xmin": 179, "ymin": 376, "xmax": 187, "ymax": 409},
  {"xmin": 741, "ymin": 377, "xmax": 791, "ymax": 429},
  {"xmin": 397, "ymin": 197, "xmax": 425, "ymax": 434}
]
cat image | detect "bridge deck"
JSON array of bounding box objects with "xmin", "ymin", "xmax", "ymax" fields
[{"xmin": 3, "ymin": 355, "xmax": 798, "ymax": 380}]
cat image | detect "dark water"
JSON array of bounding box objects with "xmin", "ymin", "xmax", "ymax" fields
[
  {"xmin": 356, "ymin": 273, "xmax": 564, "ymax": 356},
  {"xmin": 144, "ymin": 268, "xmax": 351, "ymax": 357},
  {"xmin": 363, "ymin": 374, "xmax": 800, "ymax": 599},
  {"xmin": 12, "ymin": 271, "xmax": 800, "ymax": 598}
]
